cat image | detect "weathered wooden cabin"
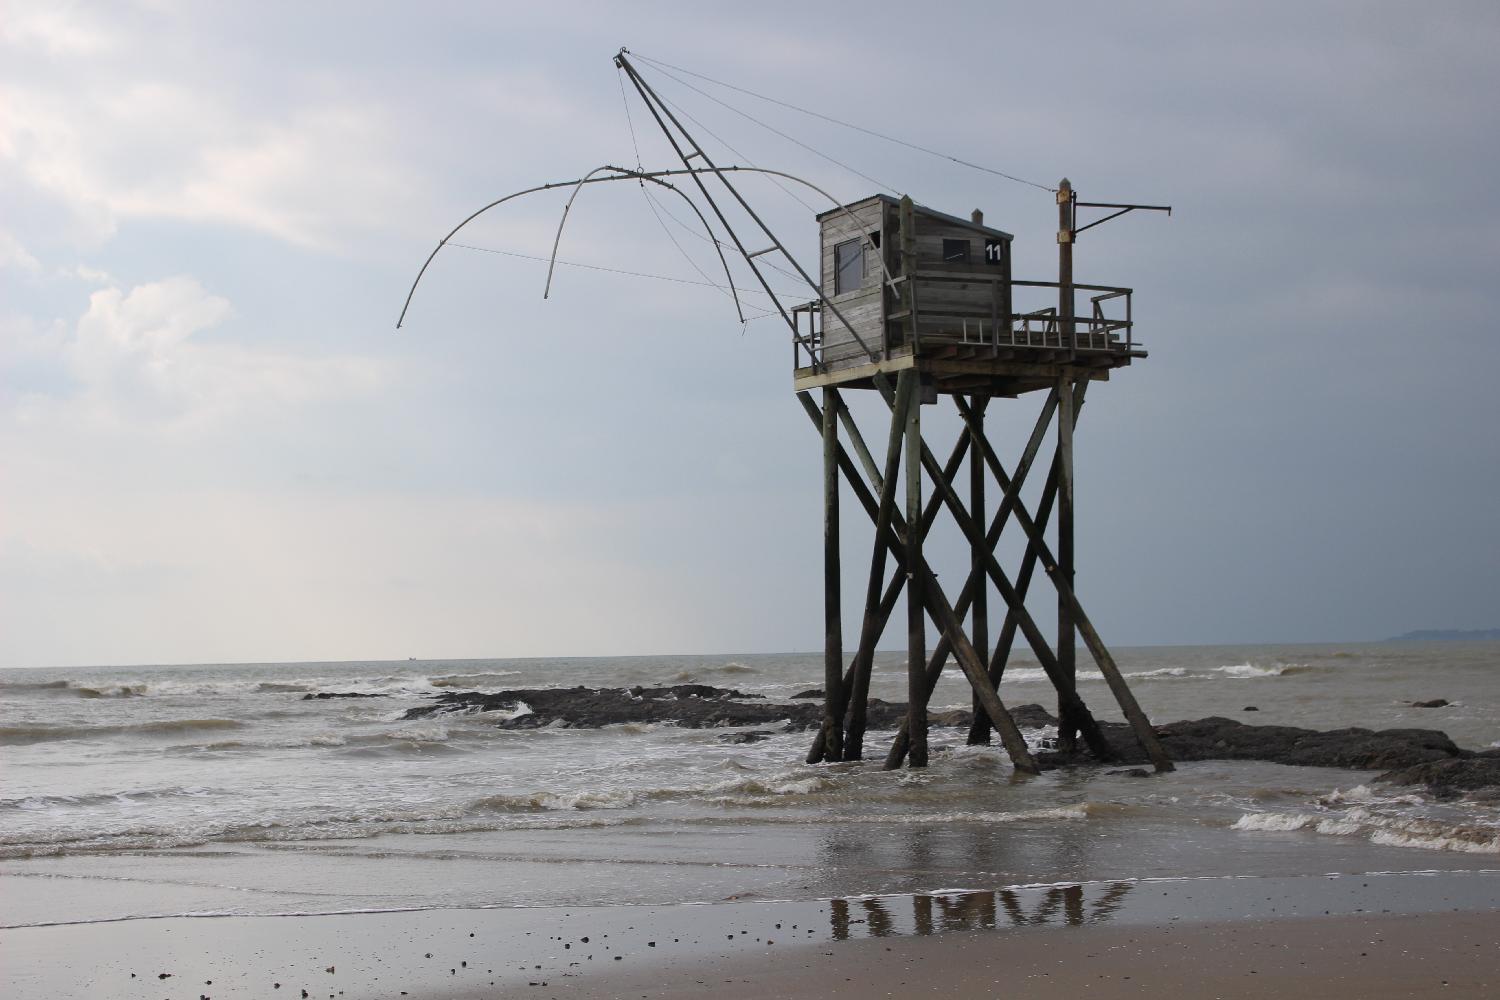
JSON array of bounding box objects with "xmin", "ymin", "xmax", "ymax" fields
[{"xmin": 792, "ymin": 192, "xmax": 1143, "ymax": 399}]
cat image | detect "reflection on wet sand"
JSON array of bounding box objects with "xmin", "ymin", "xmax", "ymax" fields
[{"xmin": 828, "ymin": 881, "xmax": 1134, "ymax": 940}]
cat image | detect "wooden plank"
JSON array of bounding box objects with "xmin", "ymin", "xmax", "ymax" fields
[{"xmin": 791, "ymin": 351, "xmax": 916, "ymax": 393}]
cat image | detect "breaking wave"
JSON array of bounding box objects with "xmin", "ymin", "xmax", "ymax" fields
[{"xmin": 1232, "ymin": 804, "xmax": 1500, "ymax": 854}]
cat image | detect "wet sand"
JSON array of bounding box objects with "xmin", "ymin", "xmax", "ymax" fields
[
  {"xmin": 3, "ymin": 870, "xmax": 1497, "ymax": 998},
  {"xmin": 533, "ymin": 911, "xmax": 1500, "ymax": 999}
]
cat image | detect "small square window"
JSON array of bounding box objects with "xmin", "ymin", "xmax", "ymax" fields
[
  {"xmin": 942, "ymin": 238, "xmax": 970, "ymax": 263},
  {"xmin": 835, "ymin": 239, "xmax": 863, "ymax": 294}
]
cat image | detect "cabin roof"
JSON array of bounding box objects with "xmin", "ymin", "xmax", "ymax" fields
[{"xmin": 815, "ymin": 193, "xmax": 1014, "ymax": 241}]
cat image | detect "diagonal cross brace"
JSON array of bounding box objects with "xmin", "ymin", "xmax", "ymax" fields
[
  {"xmin": 952, "ymin": 395, "xmax": 1173, "ymax": 772},
  {"xmin": 886, "ymin": 383, "xmax": 1114, "ymax": 767},
  {"xmin": 868, "ymin": 383, "xmax": 1115, "ymax": 761},
  {"xmin": 797, "ymin": 391, "xmax": 1040, "ymax": 775}
]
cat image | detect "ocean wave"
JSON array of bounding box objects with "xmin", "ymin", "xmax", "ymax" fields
[
  {"xmin": 254, "ymin": 682, "xmax": 312, "ymax": 693},
  {"xmin": 716, "ymin": 663, "xmax": 756, "ymax": 675},
  {"xmin": 429, "ymin": 672, "xmax": 520, "ymax": 689},
  {"xmin": 1001, "ymin": 662, "xmax": 1300, "ymax": 685},
  {"xmin": 1232, "ymin": 807, "xmax": 1500, "ymax": 854},
  {"xmin": 468, "ymin": 788, "xmax": 643, "ymax": 812},
  {"xmin": 0, "ymin": 719, "xmax": 246, "ymax": 746}
]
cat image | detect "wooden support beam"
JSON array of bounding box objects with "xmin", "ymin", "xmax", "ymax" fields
[
  {"xmin": 904, "ymin": 379, "xmax": 928, "ymax": 768},
  {"xmin": 954, "ymin": 394, "xmax": 1174, "ymax": 772},
  {"xmin": 968, "ymin": 394, "xmax": 989, "ymax": 745},
  {"xmin": 847, "ymin": 371, "xmax": 915, "ymax": 761},
  {"xmin": 820, "ymin": 387, "xmax": 845, "ymax": 762},
  {"xmin": 1056, "ymin": 375, "xmax": 1078, "ymax": 753},
  {"xmin": 796, "ymin": 391, "xmax": 1040, "ymax": 775}
]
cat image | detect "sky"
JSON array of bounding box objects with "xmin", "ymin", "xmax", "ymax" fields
[{"xmin": 2, "ymin": 1, "xmax": 1498, "ymax": 668}]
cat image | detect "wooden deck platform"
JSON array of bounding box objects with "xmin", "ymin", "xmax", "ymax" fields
[{"xmin": 793, "ymin": 340, "xmax": 1143, "ymax": 397}]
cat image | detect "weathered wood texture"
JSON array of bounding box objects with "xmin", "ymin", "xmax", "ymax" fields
[
  {"xmin": 819, "ymin": 200, "xmax": 885, "ymax": 366},
  {"xmin": 820, "ymin": 387, "xmax": 844, "ymax": 761}
]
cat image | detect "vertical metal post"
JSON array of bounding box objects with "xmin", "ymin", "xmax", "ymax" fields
[
  {"xmin": 1056, "ymin": 373, "xmax": 1077, "ymax": 753},
  {"xmin": 904, "ymin": 383, "xmax": 927, "ymax": 768},
  {"xmin": 967, "ymin": 394, "xmax": 990, "ymax": 744},
  {"xmin": 1058, "ymin": 179, "xmax": 1075, "ymax": 356},
  {"xmin": 821, "ymin": 387, "xmax": 845, "ymax": 762}
]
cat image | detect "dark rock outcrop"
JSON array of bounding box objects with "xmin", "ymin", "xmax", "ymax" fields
[
  {"xmin": 1050, "ymin": 717, "xmax": 1464, "ymax": 772},
  {"xmin": 1411, "ymin": 698, "xmax": 1450, "ymax": 708},
  {"xmin": 407, "ymin": 684, "xmax": 824, "ymax": 730},
  {"xmin": 396, "ymin": 684, "xmax": 1496, "ymax": 793},
  {"xmin": 1378, "ymin": 749, "xmax": 1500, "ymax": 798}
]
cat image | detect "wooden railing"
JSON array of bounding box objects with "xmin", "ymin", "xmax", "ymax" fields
[{"xmin": 794, "ymin": 277, "xmax": 1136, "ymax": 372}]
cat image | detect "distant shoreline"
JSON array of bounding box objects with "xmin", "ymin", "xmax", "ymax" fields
[{"xmin": 1383, "ymin": 628, "xmax": 1500, "ymax": 643}]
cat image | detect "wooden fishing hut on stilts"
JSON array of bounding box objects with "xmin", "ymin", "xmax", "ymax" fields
[
  {"xmin": 792, "ymin": 188, "xmax": 1174, "ymax": 773},
  {"xmin": 610, "ymin": 49, "xmax": 1176, "ymax": 775}
]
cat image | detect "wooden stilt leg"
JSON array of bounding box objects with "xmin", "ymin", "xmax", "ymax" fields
[
  {"xmin": 967, "ymin": 394, "xmax": 990, "ymax": 744},
  {"xmin": 820, "ymin": 387, "xmax": 845, "ymax": 762},
  {"xmin": 847, "ymin": 371, "xmax": 917, "ymax": 760},
  {"xmin": 904, "ymin": 382, "xmax": 928, "ymax": 768},
  {"xmin": 1056, "ymin": 374, "xmax": 1078, "ymax": 753}
]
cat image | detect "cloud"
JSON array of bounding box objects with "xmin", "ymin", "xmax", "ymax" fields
[
  {"xmin": 2, "ymin": 79, "xmax": 420, "ymax": 251},
  {"xmin": 11, "ymin": 275, "xmax": 388, "ymax": 434},
  {"xmin": 0, "ymin": 230, "xmax": 40, "ymax": 272}
]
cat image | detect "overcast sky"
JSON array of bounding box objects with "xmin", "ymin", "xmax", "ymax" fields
[{"xmin": 3, "ymin": 1, "xmax": 1497, "ymax": 668}]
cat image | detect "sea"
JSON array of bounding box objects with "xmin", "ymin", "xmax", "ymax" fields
[{"xmin": 2, "ymin": 641, "xmax": 1498, "ymax": 931}]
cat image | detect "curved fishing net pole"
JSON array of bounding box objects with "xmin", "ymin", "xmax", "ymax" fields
[{"xmin": 397, "ymin": 164, "xmax": 866, "ymax": 330}]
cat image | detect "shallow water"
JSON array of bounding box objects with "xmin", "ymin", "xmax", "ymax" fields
[{"xmin": 1, "ymin": 642, "xmax": 1497, "ymax": 927}]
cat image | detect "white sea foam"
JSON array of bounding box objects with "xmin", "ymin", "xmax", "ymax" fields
[{"xmin": 1233, "ymin": 808, "xmax": 1500, "ymax": 854}]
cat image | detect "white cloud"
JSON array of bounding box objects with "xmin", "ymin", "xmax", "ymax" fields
[
  {"xmin": 2, "ymin": 79, "xmax": 420, "ymax": 251},
  {"xmin": 0, "ymin": 230, "xmax": 40, "ymax": 272},
  {"xmin": 12, "ymin": 275, "xmax": 388, "ymax": 434}
]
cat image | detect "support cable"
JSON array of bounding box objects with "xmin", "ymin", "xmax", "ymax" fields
[
  {"xmin": 633, "ymin": 50, "xmax": 1056, "ymax": 193},
  {"xmin": 639, "ymin": 59, "xmax": 903, "ymax": 196}
]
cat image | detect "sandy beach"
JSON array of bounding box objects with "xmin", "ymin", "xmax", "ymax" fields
[{"xmin": 5, "ymin": 870, "xmax": 1497, "ymax": 998}]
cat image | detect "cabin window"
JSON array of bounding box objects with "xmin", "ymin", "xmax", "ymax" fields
[
  {"xmin": 942, "ymin": 238, "xmax": 970, "ymax": 263},
  {"xmin": 835, "ymin": 239, "xmax": 863, "ymax": 294}
]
